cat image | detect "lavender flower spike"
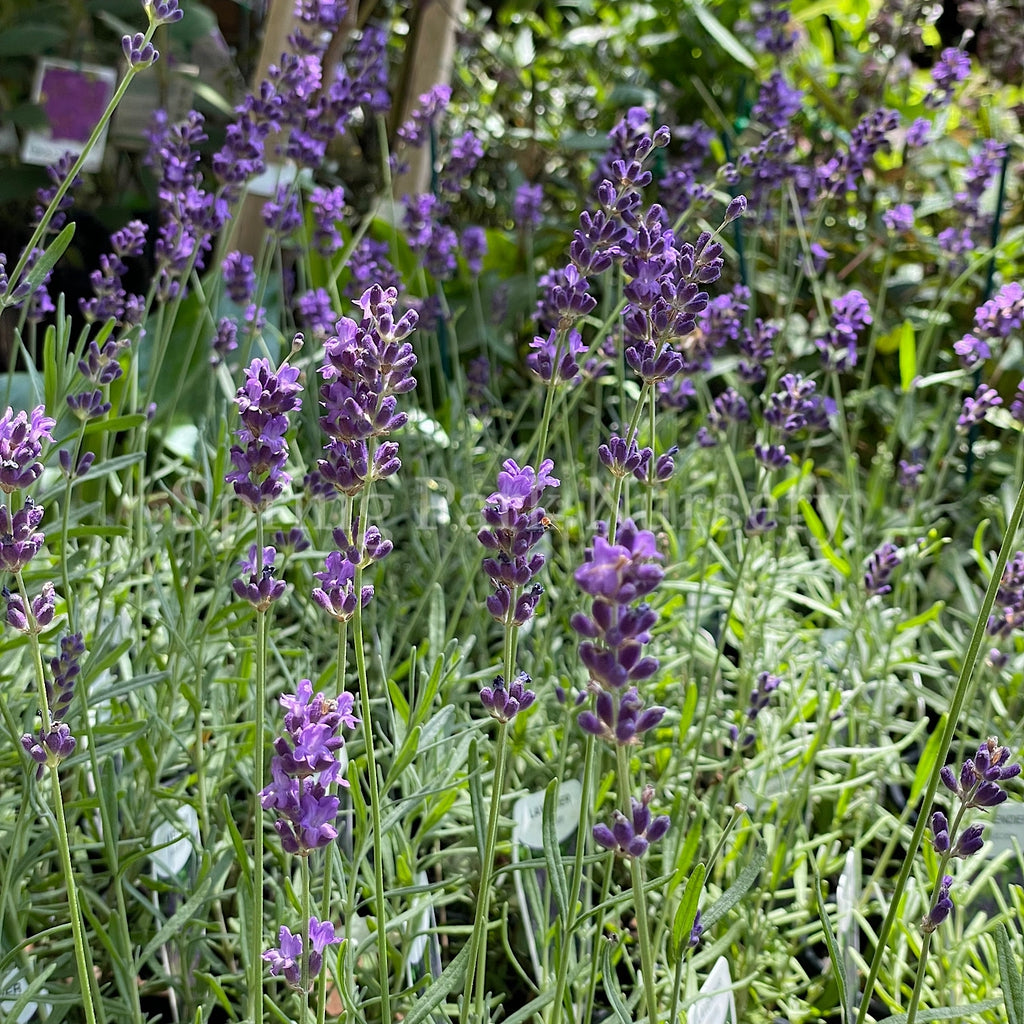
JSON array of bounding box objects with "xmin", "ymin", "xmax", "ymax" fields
[
  {"xmin": 940, "ymin": 737, "xmax": 1021, "ymax": 808},
  {"xmin": 592, "ymin": 786, "xmax": 670, "ymax": 858},
  {"xmin": 0, "ymin": 406, "xmax": 56, "ymax": 492},
  {"xmin": 480, "ymin": 672, "xmax": 536, "ymax": 723},
  {"xmin": 263, "ymin": 917, "xmax": 341, "ymax": 991},
  {"xmin": 226, "ymin": 353, "xmax": 303, "ymax": 511}
]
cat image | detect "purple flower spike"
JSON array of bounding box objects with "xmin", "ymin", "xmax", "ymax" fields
[
  {"xmin": 514, "ymin": 183, "xmax": 544, "ymax": 229},
  {"xmin": 921, "ymin": 875, "xmax": 954, "ymax": 933},
  {"xmin": 225, "ymin": 356, "xmax": 303, "ymax": 511},
  {"xmin": 0, "ymin": 406, "xmax": 56, "ymax": 493},
  {"xmin": 478, "ymin": 459, "xmax": 559, "ymax": 627},
  {"xmin": 817, "ymin": 290, "xmax": 872, "ymax": 372},
  {"xmin": 260, "ymin": 681, "xmax": 357, "ymax": 856},
  {"xmin": 232, "ymin": 545, "xmax": 287, "ymax": 611},
  {"xmin": 930, "ymin": 811, "xmax": 951, "ymax": 853},
  {"xmin": 864, "ymin": 542, "xmax": 901, "ymax": 598},
  {"xmin": 316, "ymin": 287, "xmax": 418, "ymax": 497},
  {"xmin": 5, "ymin": 581, "xmax": 56, "ymax": 633},
  {"xmin": 264, "ymin": 917, "xmax": 341, "ymax": 991},
  {"xmin": 479, "ymin": 672, "xmax": 536, "ymax": 723},
  {"xmin": 592, "ymin": 787, "xmax": 670, "ymax": 859},
  {"xmin": 527, "ymin": 329, "xmax": 587, "ymax": 385},
  {"xmin": 941, "ymin": 737, "xmax": 1021, "ymax": 809},
  {"xmin": 0, "ymin": 499, "xmax": 45, "ymax": 573},
  {"xmin": 957, "ymin": 383, "xmax": 1002, "ymax": 433},
  {"xmin": 20, "ymin": 631, "xmax": 84, "ymax": 778},
  {"xmin": 144, "ymin": 0, "xmax": 183, "ymax": 24},
  {"xmin": 573, "ymin": 520, "xmax": 664, "ymax": 694},
  {"xmin": 122, "ymin": 32, "xmax": 159, "ymax": 69},
  {"xmin": 312, "ymin": 549, "xmax": 374, "ymax": 622},
  {"xmin": 951, "ymin": 822, "xmax": 985, "ymax": 858}
]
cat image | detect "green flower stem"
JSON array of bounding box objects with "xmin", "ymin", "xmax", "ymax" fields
[
  {"xmin": 854, "ymin": 468, "xmax": 1024, "ymax": 1024},
  {"xmin": 353, "ymin": 560, "xmax": 392, "ymax": 1023},
  {"xmin": 48, "ymin": 763, "xmax": 102, "ymax": 1024},
  {"xmin": 20, "ymin": 598, "xmax": 101, "ymax": 1024},
  {"xmin": 301, "ymin": 842, "xmax": 312, "ymax": 1024},
  {"xmin": 249, "ymin": 519, "xmax": 269, "ymax": 1024},
  {"xmin": 532, "ymin": 331, "xmax": 568, "ymax": 467},
  {"xmin": 462, "ymin": 720, "xmax": 511, "ymax": 1024},
  {"xmin": 317, "ymin": 618, "xmax": 349, "ymax": 1024},
  {"xmin": 547, "ymin": 732, "xmax": 596, "ymax": 1024},
  {"xmin": 614, "ymin": 745, "xmax": 658, "ymax": 1023},
  {"xmin": 608, "ymin": 383, "xmax": 653, "ymax": 540}
]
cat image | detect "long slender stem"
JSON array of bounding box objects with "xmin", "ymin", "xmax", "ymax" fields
[
  {"xmin": 854, "ymin": 469, "xmax": 1024, "ymax": 1024},
  {"xmin": 21, "ymin": 600, "xmax": 101, "ymax": 1024},
  {"xmin": 48, "ymin": 764, "xmax": 101, "ymax": 1024},
  {"xmin": 301, "ymin": 846, "xmax": 312, "ymax": 1024},
  {"xmin": 461, "ymin": 721, "xmax": 510, "ymax": 1024},
  {"xmin": 249, "ymin": 519, "xmax": 268, "ymax": 1024},
  {"xmin": 353, "ymin": 562, "xmax": 392, "ymax": 1023},
  {"xmin": 614, "ymin": 745, "xmax": 657, "ymax": 1022},
  {"xmin": 548, "ymin": 732, "xmax": 596, "ymax": 1024}
]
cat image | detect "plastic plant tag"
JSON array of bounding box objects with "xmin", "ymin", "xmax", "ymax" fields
[
  {"xmin": 405, "ymin": 869, "xmax": 440, "ymax": 983},
  {"xmin": 150, "ymin": 804, "xmax": 200, "ymax": 880},
  {"xmin": 837, "ymin": 848, "xmax": 860, "ymax": 1006},
  {"xmin": 512, "ymin": 778, "xmax": 582, "ymax": 850},
  {"xmin": 0, "ymin": 969, "xmax": 42, "ymax": 1024},
  {"xmin": 738, "ymin": 762, "xmax": 796, "ymax": 815},
  {"xmin": 21, "ymin": 58, "xmax": 117, "ymax": 173},
  {"xmin": 988, "ymin": 802, "xmax": 1024, "ymax": 861},
  {"xmin": 690, "ymin": 956, "xmax": 736, "ymax": 1024},
  {"xmin": 511, "ymin": 779, "xmax": 583, "ymax": 977}
]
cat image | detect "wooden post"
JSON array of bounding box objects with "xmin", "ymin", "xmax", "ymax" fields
[{"xmin": 392, "ymin": 0, "xmax": 467, "ymax": 200}]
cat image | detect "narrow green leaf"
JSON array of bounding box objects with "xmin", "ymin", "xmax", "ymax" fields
[
  {"xmin": 812, "ymin": 861, "xmax": 852, "ymax": 1024},
  {"xmin": 83, "ymin": 413, "xmax": 148, "ymax": 435},
  {"xmin": 468, "ymin": 739, "xmax": 486, "ymax": 855},
  {"xmin": 899, "ymin": 320, "xmax": 916, "ymax": 392},
  {"xmin": 600, "ymin": 938, "xmax": 632, "ymax": 1024},
  {"xmin": 678, "ymin": 682, "xmax": 699, "ymax": 738},
  {"xmin": 873, "ymin": 998, "xmax": 1003, "ymax": 1023},
  {"xmin": 910, "ymin": 714, "xmax": 947, "ymax": 806},
  {"xmin": 222, "ymin": 794, "xmax": 250, "ymax": 890},
  {"xmin": 687, "ymin": 0, "xmax": 757, "ymax": 68},
  {"xmin": 21, "ymin": 222, "xmax": 76, "ymax": 295},
  {"xmin": 669, "ymin": 863, "xmax": 705, "ymax": 963},
  {"xmin": 42, "ymin": 320, "xmax": 58, "ymax": 413},
  {"xmin": 543, "ymin": 780, "xmax": 570, "ymax": 921},
  {"xmin": 896, "ymin": 601, "xmax": 945, "ymax": 634},
  {"xmin": 798, "ymin": 499, "xmax": 851, "ymax": 575},
  {"xmin": 427, "ymin": 582, "xmax": 445, "ymax": 656},
  {"xmin": 402, "ymin": 942, "xmax": 471, "ymax": 1024},
  {"xmin": 386, "ymin": 723, "xmax": 421, "ymax": 785},
  {"xmin": 997, "ymin": 923, "xmax": 1024, "ymax": 1024},
  {"xmin": 387, "ymin": 674, "xmax": 411, "ymax": 727},
  {"xmin": 702, "ymin": 837, "xmax": 767, "ymax": 928}
]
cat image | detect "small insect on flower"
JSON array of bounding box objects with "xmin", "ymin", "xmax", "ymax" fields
[{"xmin": 540, "ymin": 515, "xmax": 560, "ymax": 535}]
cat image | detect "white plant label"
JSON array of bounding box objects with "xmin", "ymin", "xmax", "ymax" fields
[
  {"xmin": 0, "ymin": 969, "xmax": 40, "ymax": 1024},
  {"xmin": 150, "ymin": 804, "xmax": 200, "ymax": 880},
  {"xmin": 837, "ymin": 848, "xmax": 860, "ymax": 1002},
  {"xmin": 690, "ymin": 956, "xmax": 736, "ymax": 1024},
  {"xmin": 512, "ymin": 778, "xmax": 583, "ymax": 850},
  {"xmin": 407, "ymin": 870, "xmax": 431, "ymax": 969},
  {"xmin": 987, "ymin": 803, "xmax": 1024, "ymax": 860}
]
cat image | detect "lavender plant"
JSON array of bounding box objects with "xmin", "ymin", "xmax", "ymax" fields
[{"xmin": 1, "ymin": 1, "xmax": 1024, "ymax": 1023}]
